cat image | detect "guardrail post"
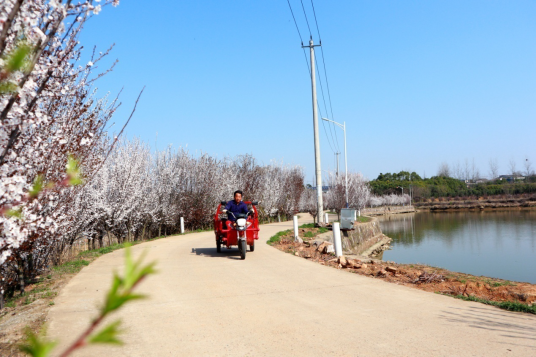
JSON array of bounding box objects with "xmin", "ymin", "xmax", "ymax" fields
[
  {"xmin": 324, "ymin": 212, "xmax": 329, "ymax": 224},
  {"xmin": 180, "ymin": 217, "xmax": 184, "ymax": 234},
  {"xmin": 333, "ymin": 222, "xmax": 343, "ymax": 257},
  {"xmin": 293, "ymin": 215, "xmax": 299, "ymax": 240}
]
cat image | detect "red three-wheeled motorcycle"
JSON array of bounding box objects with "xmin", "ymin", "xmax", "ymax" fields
[{"xmin": 213, "ymin": 201, "xmax": 260, "ymax": 260}]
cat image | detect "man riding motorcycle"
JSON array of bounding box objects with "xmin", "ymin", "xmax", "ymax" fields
[{"xmin": 223, "ymin": 190, "xmax": 249, "ymax": 228}]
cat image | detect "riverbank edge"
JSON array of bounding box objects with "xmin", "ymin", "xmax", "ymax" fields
[
  {"xmin": 267, "ymin": 227, "xmax": 536, "ymax": 315},
  {"xmin": 415, "ymin": 198, "xmax": 536, "ymax": 212}
]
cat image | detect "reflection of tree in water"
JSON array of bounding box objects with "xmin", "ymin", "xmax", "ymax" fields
[{"xmin": 379, "ymin": 211, "xmax": 536, "ymax": 249}]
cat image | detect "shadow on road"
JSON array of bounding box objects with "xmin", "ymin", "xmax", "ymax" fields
[
  {"xmin": 191, "ymin": 247, "xmax": 243, "ymax": 260},
  {"xmin": 439, "ymin": 305, "xmax": 536, "ymax": 348}
]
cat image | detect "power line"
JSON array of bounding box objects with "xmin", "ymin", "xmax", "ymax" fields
[
  {"xmin": 299, "ymin": 0, "xmax": 312, "ymax": 38},
  {"xmin": 286, "ymin": 0, "xmax": 304, "ymax": 42},
  {"xmin": 285, "ymin": 0, "xmax": 338, "ymax": 162},
  {"xmin": 314, "ymin": 54, "xmax": 339, "ymax": 153},
  {"xmin": 286, "ymin": 0, "xmax": 314, "ymax": 77},
  {"xmin": 309, "ymin": 0, "xmax": 340, "ymax": 151}
]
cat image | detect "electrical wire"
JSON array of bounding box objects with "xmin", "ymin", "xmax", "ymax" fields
[
  {"xmin": 299, "ymin": 0, "xmax": 312, "ymax": 38},
  {"xmin": 287, "ymin": 0, "xmax": 304, "ymax": 42},
  {"xmin": 286, "ymin": 0, "xmax": 311, "ymax": 75},
  {"xmin": 314, "ymin": 54, "xmax": 339, "ymax": 152},
  {"xmin": 285, "ymin": 0, "xmax": 338, "ymax": 158},
  {"xmin": 310, "ymin": 0, "xmax": 340, "ymax": 151}
]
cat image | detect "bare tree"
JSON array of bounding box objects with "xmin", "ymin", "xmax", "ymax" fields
[
  {"xmin": 509, "ymin": 158, "xmax": 517, "ymax": 176},
  {"xmin": 299, "ymin": 188, "xmax": 318, "ymax": 223},
  {"xmin": 453, "ymin": 161, "xmax": 463, "ymax": 180},
  {"xmin": 488, "ymin": 158, "xmax": 499, "ymax": 180},
  {"xmin": 470, "ymin": 158, "xmax": 478, "ymax": 181},
  {"xmin": 524, "ymin": 157, "xmax": 533, "ymax": 177},
  {"xmin": 464, "ymin": 159, "xmax": 470, "ymax": 181},
  {"xmin": 437, "ymin": 162, "xmax": 451, "ymax": 177}
]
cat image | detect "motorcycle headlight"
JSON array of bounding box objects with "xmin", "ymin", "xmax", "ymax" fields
[{"xmin": 236, "ymin": 218, "xmax": 247, "ymax": 227}]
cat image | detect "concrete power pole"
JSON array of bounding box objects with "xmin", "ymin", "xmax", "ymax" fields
[{"xmin": 303, "ymin": 39, "xmax": 323, "ymax": 224}]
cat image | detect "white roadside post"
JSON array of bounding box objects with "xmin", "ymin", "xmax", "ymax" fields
[
  {"xmin": 324, "ymin": 212, "xmax": 329, "ymax": 224},
  {"xmin": 293, "ymin": 215, "xmax": 299, "ymax": 242},
  {"xmin": 333, "ymin": 222, "xmax": 343, "ymax": 257},
  {"xmin": 180, "ymin": 217, "xmax": 184, "ymax": 234}
]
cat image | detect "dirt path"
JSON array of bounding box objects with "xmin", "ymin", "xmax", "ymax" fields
[{"xmin": 47, "ymin": 217, "xmax": 536, "ymax": 356}]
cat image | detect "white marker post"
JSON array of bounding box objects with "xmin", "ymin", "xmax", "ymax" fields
[
  {"xmin": 333, "ymin": 222, "xmax": 343, "ymax": 257},
  {"xmin": 180, "ymin": 217, "xmax": 184, "ymax": 234},
  {"xmin": 293, "ymin": 215, "xmax": 299, "ymax": 240},
  {"xmin": 324, "ymin": 212, "xmax": 329, "ymax": 224}
]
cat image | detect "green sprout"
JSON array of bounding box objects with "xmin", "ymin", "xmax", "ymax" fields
[
  {"xmin": 0, "ymin": 81, "xmax": 18, "ymax": 94},
  {"xmin": 6, "ymin": 207, "xmax": 24, "ymax": 220},
  {"xmin": 19, "ymin": 329, "xmax": 57, "ymax": 357},
  {"xmin": 29, "ymin": 175, "xmax": 45, "ymax": 199},
  {"xmin": 66, "ymin": 155, "xmax": 83, "ymax": 186},
  {"xmin": 0, "ymin": 43, "xmax": 33, "ymax": 95},
  {"xmin": 4, "ymin": 43, "xmax": 32, "ymax": 73},
  {"xmin": 19, "ymin": 246, "xmax": 156, "ymax": 357}
]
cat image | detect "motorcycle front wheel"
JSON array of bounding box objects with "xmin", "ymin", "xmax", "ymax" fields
[{"xmin": 240, "ymin": 240, "xmax": 246, "ymax": 260}]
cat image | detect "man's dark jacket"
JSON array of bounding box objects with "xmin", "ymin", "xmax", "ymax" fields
[{"xmin": 225, "ymin": 200, "xmax": 248, "ymax": 221}]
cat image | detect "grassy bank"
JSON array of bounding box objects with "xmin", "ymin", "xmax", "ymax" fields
[
  {"xmin": 451, "ymin": 294, "xmax": 536, "ymax": 314},
  {"xmin": 267, "ymin": 223, "xmax": 329, "ymax": 245}
]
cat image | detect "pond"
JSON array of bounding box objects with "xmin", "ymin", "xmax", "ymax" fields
[{"xmin": 378, "ymin": 210, "xmax": 536, "ymax": 284}]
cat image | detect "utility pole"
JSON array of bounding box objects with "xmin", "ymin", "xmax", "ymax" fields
[{"xmin": 302, "ymin": 39, "xmax": 323, "ymax": 224}]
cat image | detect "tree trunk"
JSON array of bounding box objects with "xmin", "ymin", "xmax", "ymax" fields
[{"xmin": 18, "ymin": 265, "xmax": 25, "ymax": 294}]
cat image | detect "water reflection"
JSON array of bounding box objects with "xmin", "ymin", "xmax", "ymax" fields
[{"xmin": 379, "ymin": 211, "xmax": 536, "ymax": 283}]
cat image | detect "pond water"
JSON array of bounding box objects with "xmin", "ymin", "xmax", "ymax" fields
[{"xmin": 378, "ymin": 210, "xmax": 536, "ymax": 284}]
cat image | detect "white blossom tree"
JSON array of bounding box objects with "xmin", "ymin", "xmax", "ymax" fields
[
  {"xmin": 0, "ymin": 0, "xmax": 120, "ymax": 307},
  {"xmin": 325, "ymin": 172, "xmax": 370, "ymax": 217}
]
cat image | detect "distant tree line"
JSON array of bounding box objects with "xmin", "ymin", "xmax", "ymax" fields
[{"xmin": 370, "ymin": 171, "xmax": 536, "ymax": 201}]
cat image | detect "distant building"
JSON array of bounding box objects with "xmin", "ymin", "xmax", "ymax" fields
[
  {"xmin": 463, "ymin": 178, "xmax": 489, "ymax": 187},
  {"xmin": 310, "ymin": 185, "xmax": 331, "ymax": 192},
  {"xmin": 498, "ymin": 175, "xmax": 525, "ymax": 183}
]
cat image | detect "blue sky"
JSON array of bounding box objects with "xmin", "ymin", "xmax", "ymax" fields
[{"xmin": 79, "ymin": 1, "xmax": 536, "ymax": 184}]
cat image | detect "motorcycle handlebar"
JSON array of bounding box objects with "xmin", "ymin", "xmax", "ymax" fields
[{"xmin": 224, "ymin": 210, "xmax": 254, "ymax": 219}]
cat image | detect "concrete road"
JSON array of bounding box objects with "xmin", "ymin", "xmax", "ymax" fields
[{"xmin": 48, "ymin": 218, "xmax": 536, "ymax": 356}]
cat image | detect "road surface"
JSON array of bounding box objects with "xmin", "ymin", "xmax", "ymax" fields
[{"xmin": 48, "ymin": 217, "xmax": 536, "ymax": 356}]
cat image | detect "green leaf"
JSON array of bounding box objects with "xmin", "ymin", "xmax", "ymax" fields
[
  {"xmin": 66, "ymin": 154, "xmax": 83, "ymax": 186},
  {"xmin": 89, "ymin": 320, "xmax": 123, "ymax": 345},
  {"xmin": 6, "ymin": 207, "xmax": 23, "ymax": 220},
  {"xmin": 19, "ymin": 329, "xmax": 57, "ymax": 357},
  {"xmin": 104, "ymin": 291, "xmax": 146, "ymax": 314},
  {"xmin": 101, "ymin": 274, "xmax": 123, "ymax": 314},
  {"xmin": 4, "ymin": 44, "xmax": 32, "ymax": 73},
  {"xmin": 29, "ymin": 175, "xmax": 45, "ymax": 199},
  {"xmin": 100, "ymin": 246, "xmax": 156, "ymax": 316},
  {"xmin": 0, "ymin": 81, "xmax": 18, "ymax": 94}
]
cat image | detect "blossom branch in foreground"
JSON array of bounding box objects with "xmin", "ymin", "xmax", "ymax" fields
[{"xmin": 19, "ymin": 246, "xmax": 156, "ymax": 357}]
